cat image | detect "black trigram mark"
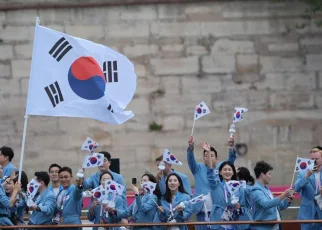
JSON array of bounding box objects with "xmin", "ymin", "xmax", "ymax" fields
[
  {"xmin": 44, "ymin": 81, "xmax": 64, "ymax": 107},
  {"xmin": 49, "ymin": 37, "xmax": 73, "ymax": 62},
  {"xmin": 103, "ymin": 61, "xmax": 118, "ymax": 83},
  {"xmin": 107, "ymin": 104, "xmax": 114, "ymax": 113}
]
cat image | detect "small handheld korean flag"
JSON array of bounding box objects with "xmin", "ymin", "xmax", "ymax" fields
[
  {"xmin": 81, "ymin": 137, "xmax": 99, "ymax": 153},
  {"xmin": 26, "ymin": 179, "xmax": 41, "ymax": 200},
  {"xmin": 142, "ymin": 181, "xmax": 156, "ymax": 195},
  {"xmin": 82, "ymin": 153, "xmax": 104, "ymax": 169},
  {"xmin": 92, "ymin": 185, "xmax": 109, "ymax": 202},
  {"xmin": 233, "ymin": 107, "xmax": 248, "ymax": 123},
  {"xmin": 188, "ymin": 194, "xmax": 207, "ymax": 204},
  {"xmin": 163, "ymin": 149, "xmax": 183, "ymax": 166},
  {"xmin": 191, "ymin": 101, "xmax": 210, "ymax": 136},
  {"xmin": 294, "ymin": 157, "xmax": 315, "ymax": 172},
  {"xmin": 225, "ymin": 180, "xmax": 241, "ymax": 195}
]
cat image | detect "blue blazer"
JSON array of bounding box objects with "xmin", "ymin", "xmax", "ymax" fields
[
  {"xmin": 158, "ymin": 192, "xmax": 192, "ymax": 230},
  {"xmin": 158, "ymin": 170, "xmax": 192, "ymax": 196},
  {"xmin": 49, "ymin": 185, "xmax": 63, "ymax": 197},
  {"xmin": 56, "ymin": 184, "xmax": 83, "ymax": 225},
  {"xmin": 83, "ymin": 171, "xmax": 127, "ymax": 200},
  {"xmin": 29, "ymin": 188, "xmax": 56, "ymax": 225},
  {"xmin": 251, "ymin": 182, "xmax": 290, "ymax": 230},
  {"xmin": 0, "ymin": 184, "xmax": 13, "ymax": 226},
  {"xmin": 88, "ymin": 194, "xmax": 124, "ymax": 230},
  {"xmin": 117, "ymin": 193, "xmax": 158, "ymax": 230},
  {"xmin": 294, "ymin": 171, "xmax": 322, "ymax": 230},
  {"xmin": 1, "ymin": 163, "xmax": 16, "ymax": 183},
  {"xmin": 207, "ymin": 168, "xmax": 244, "ymax": 230},
  {"xmin": 237, "ymin": 185, "xmax": 253, "ymax": 230},
  {"xmin": 7, "ymin": 192, "xmax": 26, "ymax": 222},
  {"xmin": 187, "ymin": 147, "xmax": 237, "ymax": 213}
]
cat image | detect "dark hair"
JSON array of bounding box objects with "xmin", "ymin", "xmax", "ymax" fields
[
  {"xmin": 5, "ymin": 170, "xmax": 28, "ymax": 193},
  {"xmin": 58, "ymin": 167, "xmax": 72, "ymax": 176},
  {"xmin": 99, "ymin": 151, "xmax": 111, "ymax": 161},
  {"xmin": 155, "ymin": 155, "xmax": 163, "ymax": 162},
  {"xmin": 218, "ymin": 161, "xmax": 237, "ymax": 181},
  {"xmin": 99, "ymin": 171, "xmax": 114, "ymax": 182},
  {"xmin": 141, "ymin": 173, "xmax": 162, "ymax": 199},
  {"xmin": 254, "ymin": 161, "xmax": 273, "ymax": 179},
  {"xmin": 237, "ymin": 167, "xmax": 255, "ymax": 186},
  {"xmin": 164, "ymin": 173, "xmax": 188, "ymax": 203},
  {"xmin": 0, "ymin": 146, "xmax": 14, "ymax": 162},
  {"xmin": 203, "ymin": 147, "xmax": 217, "ymax": 158},
  {"xmin": 35, "ymin": 171, "xmax": 50, "ymax": 186},
  {"xmin": 48, "ymin": 163, "xmax": 61, "ymax": 172}
]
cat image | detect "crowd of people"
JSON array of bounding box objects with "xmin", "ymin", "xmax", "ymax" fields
[{"xmin": 0, "ymin": 137, "xmax": 321, "ymax": 230}]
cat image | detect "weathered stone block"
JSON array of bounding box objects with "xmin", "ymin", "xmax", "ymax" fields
[
  {"xmin": 135, "ymin": 77, "xmax": 161, "ymax": 96},
  {"xmin": 157, "ymin": 4, "xmax": 186, "ymax": 20},
  {"xmin": 212, "ymin": 91, "xmax": 248, "ymax": 112},
  {"xmin": 221, "ymin": 74, "xmax": 252, "ymax": 91},
  {"xmin": 14, "ymin": 44, "xmax": 33, "ymax": 59},
  {"xmin": 268, "ymin": 43, "xmax": 299, "ymax": 52},
  {"xmin": 151, "ymin": 22, "xmax": 201, "ymax": 37},
  {"xmin": 212, "ymin": 39, "xmax": 255, "ymax": 54},
  {"xmin": 181, "ymin": 76, "xmax": 222, "ymax": 94},
  {"xmin": 284, "ymin": 72, "xmax": 316, "ymax": 90},
  {"xmin": 260, "ymin": 56, "xmax": 305, "ymax": 73},
  {"xmin": 0, "ymin": 26, "xmax": 33, "ymax": 41},
  {"xmin": 316, "ymin": 92, "xmax": 322, "ymax": 109},
  {"xmin": 0, "ymin": 12, "xmax": 5, "ymax": 23},
  {"xmin": 125, "ymin": 115, "xmax": 149, "ymax": 132},
  {"xmin": 134, "ymin": 64, "xmax": 148, "ymax": 78},
  {"xmin": 39, "ymin": 9, "xmax": 70, "ymax": 25},
  {"xmin": 65, "ymin": 26, "xmax": 104, "ymax": 40},
  {"xmin": 307, "ymin": 54, "xmax": 322, "ymax": 71},
  {"xmin": 186, "ymin": 46, "xmax": 208, "ymax": 56},
  {"xmin": 0, "ymin": 78, "xmax": 20, "ymax": 96},
  {"xmin": 254, "ymin": 73, "xmax": 285, "ymax": 90},
  {"xmin": 123, "ymin": 45, "xmax": 159, "ymax": 58},
  {"xmin": 270, "ymin": 92, "xmax": 315, "ymax": 109},
  {"xmin": 236, "ymin": 54, "xmax": 258, "ymax": 74},
  {"xmin": 105, "ymin": 22, "xmax": 149, "ymax": 38},
  {"xmin": 248, "ymin": 91, "xmax": 269, "ymax": 110},
  {"xmin": 69, "ymin": 7, "xmax": 120, "ymax": 25},
  {"xmin": 11, "ymin": 60, "xmax": 31, "ymax": 78},
  {"xmin": 150, "ymin": 57, "xmax": 199, "ymax": 75},
  {"xmin": 160, "ymin": 76, "xmax": 181, "ymax": 95},
  {"xmin": 112, "ymin": 132, "xmax": 154, "ymax": 147},
  {"xmin": 290, "ymin": 126, "xmax": 313, "ymax": 143},
  {"xmin": 300, "ymin": 36, "xmax": 322, "ymax": 45},
  {"xmin": 0, "ymin": 63, "xmax": 11, "ymax": 78},
  {"xmin": 121, "ymin": 5, "xmax": 157, "ymax": 20},
  {"xmin": 0, "ymin": 45, "xmax": 14, "ymax": 60},
  {"xmin": 163, "ymin": 115, "xmax": 185, "ymax": 131},
  {"xmin": 5, "ymin": 10, "xmax": 38, "ymax": 25},
  {"xmin": 202, "ymin": 53, "xmax": 235, "ymax": 74},
  {"xmin": 126, "ymin": 97, "xmax": 150, "ymax": 115}
]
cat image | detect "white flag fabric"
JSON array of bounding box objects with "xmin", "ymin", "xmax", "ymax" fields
[
  {"xmin": 188, "ymin": 194, "xmax": 207, "ymax": 204},
  {"xmin": 163, "ymin": 149, "xmax": 183, "ymax": 166},
  {"xmin": 233, "ymin": 107, "xmax": 248, "ymax": 123},
  {"xmin": 81, "ymin": 137, "xmax": 99, "ymax": 153},
  {"xmin": 26, "ymin": 24, "xmax": 136, "ymax": 124},
  {"xmin": 225, "ymin": 180, "xmax": 242, "ymax": 195},
  {"xmin": 26, "ymin": 178, "xmax": 41, "ymax": 199},
  {"xmin": 295, "ymin": 157, "xmax": 315, "ymax": 172},
  {"xmin": 105, "ymin": 180, "xmax": 124, "ymax": 196},
  {"xmin": 82, "ymin": 153, "xmax": 104, "ymax": 168},
  {"xmin": 194, "ymin": 101, "xmax": 210, "ymax": 121},
  {"xmin": 141, "ymin": 181, "xmax": 156, "ymax": 195},
  {"xmin": 92, "ymin": 185, "xmax": 109, "ymax": 202}
]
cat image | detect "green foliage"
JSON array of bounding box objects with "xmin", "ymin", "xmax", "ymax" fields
[{"xmin": 149, "ymin": 122, "xmax": 163, "ymax": 131}]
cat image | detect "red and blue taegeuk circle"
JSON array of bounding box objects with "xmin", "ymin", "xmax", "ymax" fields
[
  {"xmin": 89, "ymin": 157, "xmax": 98, "ymax": 165},
  {"xmin": 235, "ymin": 111, "xmax": 241, "ymax": 119},
  {"xmin": 300, "ymin": 162, "xmax": 307, "ymax": 170},
  {"xmin": 68, "ymin": 56, "xmax": 106, "ymax": 100},
  {"xmin": 109, "ymin": 184, "xmax": 116, "ymax": 190},
  {"xmin": 94, "ymin": 191, "xmax": 101, "ymax": 198},
  {"xmin": 170, "ymin": 155, "xmax": 176, "ymax": 161}
]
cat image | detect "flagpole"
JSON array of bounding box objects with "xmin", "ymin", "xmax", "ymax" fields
[
  {"xmin": 191, "ymin": 119, "xmax": 196, "ymax": 136},
  {"xmin": 290, "ymin": 155, "xmax": 299, "ymax": 189},
  {"xmin": 18, "ymin": 17, "xmax": 40, "ymax": 182}
]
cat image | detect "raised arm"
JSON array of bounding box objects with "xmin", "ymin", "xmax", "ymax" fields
[
  {"xmin": 294, "ymin": 170, "xmax": 311, "ymax": 193},
  {"xmin": 227, "ymin": 136, "xmax": 237, "ymax": 164},
  {"xmin": 187, "ymin": 136, "xmax": 199, "ymax": 175},
  {"xmin": 203, "ymin": 144, "xmax": 220, "ymax": 190},
  {"xmin": 252, "ymin": 189, "xmax": 292, "ymax": 209}
]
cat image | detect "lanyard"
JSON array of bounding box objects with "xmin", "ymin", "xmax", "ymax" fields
[
  {"xmin": 222, "ymin": 181, "xmax": 228, "ymax": 204},
  {"xmin": 169, "ymin": 192, "xmax": 180, "ymax": 216},
  {"xmin": 57, "ymin": 186, "xmax": 72, "ymax": 210}
]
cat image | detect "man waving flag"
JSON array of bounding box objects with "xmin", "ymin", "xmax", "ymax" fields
[{"xmin": 26, "ymin": 24, "xmax": 137, "ymax": 124}]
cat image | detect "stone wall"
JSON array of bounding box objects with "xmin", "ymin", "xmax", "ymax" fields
[{"xmin": 0, "ymin": 0, "xmax": 322, "ymax": 185}]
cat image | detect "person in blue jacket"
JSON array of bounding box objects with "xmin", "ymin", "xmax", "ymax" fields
[
  {"xmin": 48, "ymin": 163, "xmax": 63, "ymax": 196},
  {"xmin": 294, "ymin": 146, "xmax": 322, "ymax": 230},
  {"xmin": 28, "ymin": 171, "xmax": 56, "ymax": 228},
  {"xmin": 0, "ymin": 173, "xmax": 21, "ymax": 226},
  {"xmin": 236, "ymin": 167, "xmax": 255, "ymax": 230},
  {"xmin": 186, "ymin": 135, "xmax": 237, "ymax": 230},
  {"xmin": 52, "ymin": 166, "xmax": 83, "ymax": 230},
  {"xmin": 83, "ymin": 151, "xmax": 127, "ymax": 203},
  {"xmin": 87, "ymin": 171, "xmax": 126, "ymax": 230},
  {"xmin": 113, "ymin": 173, "xmax": 161, "ymax": 230},
  {"xmin": 251, "ymin": 161, "xmax": 293, "ymax": 230},
  {"xmin": 157, "ymin": 173, "xmax": 192, "ymax": 230},
  {"xmin": 205, "ymin": 145, "xmax": 244, "ymax": 230},
  {"xmin": 0, "ymin": 146, "xmax": 16, "ymax": 183}
]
